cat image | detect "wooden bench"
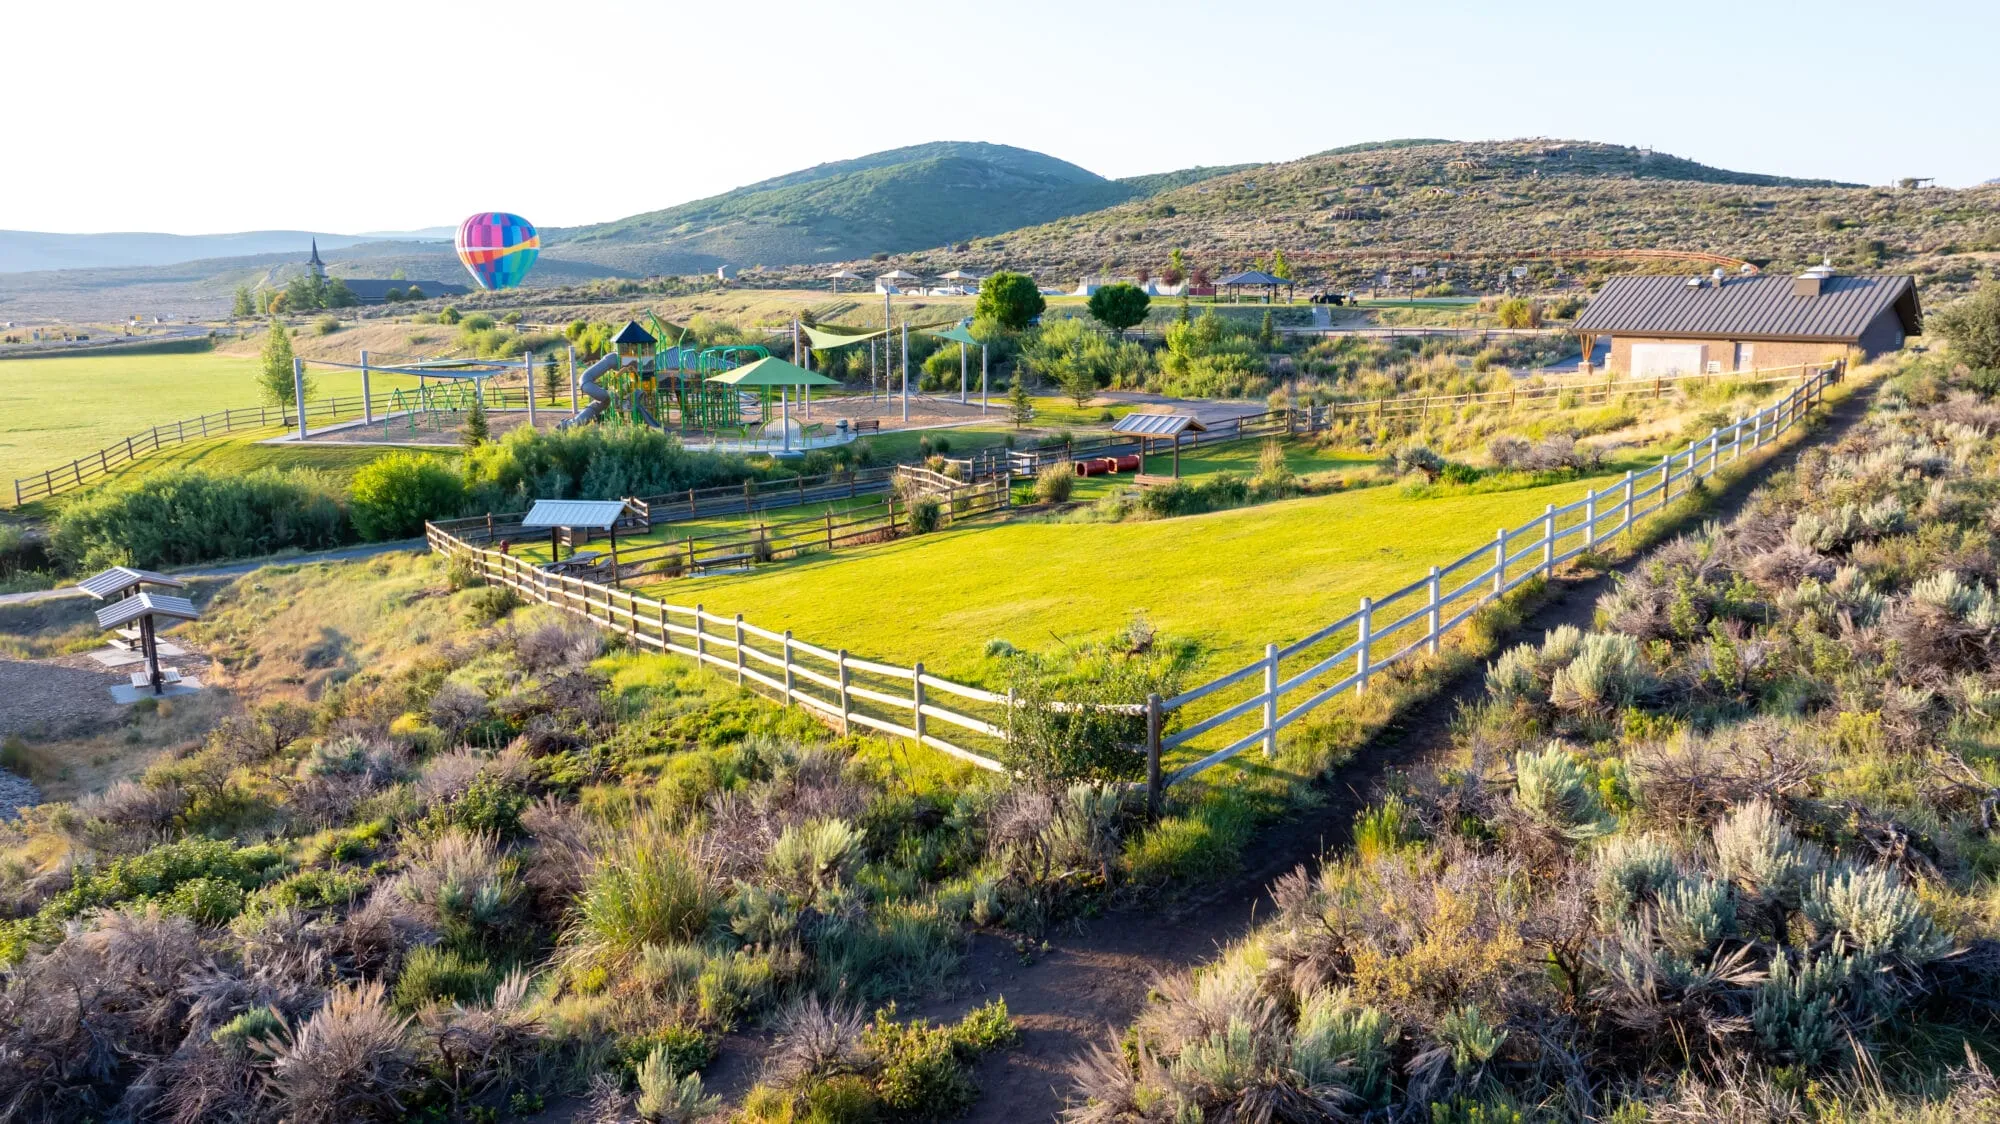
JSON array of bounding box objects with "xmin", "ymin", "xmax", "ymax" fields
[
  {"xmin": 852, "ymin": 419, "xmax": 881, "ymax": 435},
  {"xmin": 1133, "ymin": 473, "xmax": 1180, "ymax": 488}
]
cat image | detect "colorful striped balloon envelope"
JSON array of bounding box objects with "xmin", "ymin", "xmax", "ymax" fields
[{"xmin": 455, "ymin": 212, "xmax": 540, "ymax": 290}]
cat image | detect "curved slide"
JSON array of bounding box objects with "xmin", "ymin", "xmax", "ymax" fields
[{"xmin": 558, "ymin": 353, "xmax": 621, "ymax": 429}]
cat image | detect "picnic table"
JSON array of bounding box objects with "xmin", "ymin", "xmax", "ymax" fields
[{"xmin": 541, "ymin": 549, "xmax": 604, "ymax": 576}]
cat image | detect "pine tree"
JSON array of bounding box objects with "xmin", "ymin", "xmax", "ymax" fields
[
  {"xmin": 232, "ymin": 286, "xmax": 256, "ymax": 318},
  {"xmin": 1258, "ymin": 310, "xmax": 1276, "ymax": 350},
  {"xmin": 1007, "ymin": 379, "xmax": 1034, "ymax": 429},
  {"xmin": 541, "ymin": 353, "xmax": 563, "ymax": 404},
  {"xmin": 463, "ymin": 391, "xmax": 490, "ymax": 446},
  {"xmin": 257, "ymin": 319, "xmax": 307, "ymax": 420}
]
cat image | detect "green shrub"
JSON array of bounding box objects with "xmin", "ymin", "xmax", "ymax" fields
[
  {"xmin": 460, "ymin": 312, "xmax": 496, "ymax": 333},
  {"xmin": 52, "ymin": 467, "xmax": 351, "ymax": 570},
  {"xmin": 615, "ymin": 1024, "xmax": 713, "ymax": 1081},
  {"xmin": 439, "ymin": 305, "xmax": 463, "ymax": 325},
  {"xmin": 314, "ymin": 315, "xmax": 342, "ymax": 336},
  {"xmin": 462, "ymin": 424, "xmax": 759, "ymax": 510},
  {"xmin": 906, "ymin": 496, "xmax": 942, "ymax": 535},
  {"xmin": 571, "ymin": 813, "xmax": 720, "ymax": 964},
  {"xmin": 391, "ymin": 945, "xmax": 496, "ymax": 1011},
  {"xmin": 348, "ymin": 452, "xmax": 466, "ymax": 540},
  {"xmin": 420, "ymin": 771, "xmax": 529, "ymax": 839},
  {"xmin": 636, "ymin": 1045, "xmax": 721, "ymax": 1122}
]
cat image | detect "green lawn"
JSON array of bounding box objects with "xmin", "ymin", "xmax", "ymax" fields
[
  {"xmin": 0, "ymin": 350, "xmax": 426, "ymax": 483},
  {"xmin": 644, "ymin": 468, "xmax": 1620, "ymax": 685}
]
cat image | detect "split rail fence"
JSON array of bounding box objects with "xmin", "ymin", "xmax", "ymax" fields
[{"xmin": 427, "ymin": 364, "xmax": 1842, "ymax": 804}]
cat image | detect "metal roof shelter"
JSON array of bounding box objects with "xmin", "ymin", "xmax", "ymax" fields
[
  {"xmin": 1112, "ymin": 412, "xmax": 1210, "ymax": 477},
  {"xmin": 79, "ymin": 566, "xmax": 187, "ymax": 601},
  {"xmin": 1573, "ymin": 273, "xmax": 1921, "ymax": 343},
  {"xmin": 521, "ymin": 499, "xmax": 644, "ymax": 585},
  {"xmin": 826, "ymin": 268, "xmax": 863, "ymax": 293},
  {"xmin": 95, "ymin": 591, "xmax": 200, "ymax": 697}
]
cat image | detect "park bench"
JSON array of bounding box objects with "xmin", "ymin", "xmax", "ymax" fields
[
  {"xmin": 1132, "ymin": 473, "xmax": 1179, "ymax": 488},
  {"xmin": 852, "ymin": 419, "xmax": 880, "ymax": 435},
  {"xmin": 130, "ymin": 668, "xmax": 183, "ymax": 688}
]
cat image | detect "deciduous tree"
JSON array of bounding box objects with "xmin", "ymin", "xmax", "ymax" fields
[
  {"xmin": 975, "ymin": 271, "xmax": 1046, "ymax": 332},
  {"xmin": 1087, "ymin": 283, "xmax": 1150, "ymax": 339}
]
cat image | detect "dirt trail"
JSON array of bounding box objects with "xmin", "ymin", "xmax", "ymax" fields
[{"xmin": 908, "ymin": 380, "xmax": 1878, "ymax": 1123}]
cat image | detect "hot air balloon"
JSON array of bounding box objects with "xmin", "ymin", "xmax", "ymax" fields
[{"xmin": 455, "ymin": 212, "xmax": 540, "ymax": 290}]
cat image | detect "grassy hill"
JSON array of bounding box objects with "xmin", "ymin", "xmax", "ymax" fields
[
  {"xmin": 851, "ymin": 139, "xmax": 2000, "ymax": 295},
  {"xmin": 544, "ymin": 141, "xmax": 1233, "ymax": 275}
]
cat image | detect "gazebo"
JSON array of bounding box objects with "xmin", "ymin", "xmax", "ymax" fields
[
  {"xmin": 521, "ymin": 498, "xmax": 644, "ymax": 585},
  {"xmin": 707, "ymin": 357, "xmax": 840, "ymax": 453},
  {"xmin": 1112, "ymin": 411, "xmax": 1209, "ymax": 477},
  {"xmin": 1219, "ymin": 269, "xmax": 1285, "ymax": 304},
  {"xmin": 827, "ymin": 269, "xmax": 863, "ymax": 294},
  {"xmin": 937, "ymin": 269, "xmax": 982, "ymax": 290}
]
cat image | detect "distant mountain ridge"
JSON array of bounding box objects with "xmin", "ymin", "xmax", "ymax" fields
[
  {"xmin": 542, "ymin": 141, "xmax": 1237, "ymax": 275},
  {"xmin": 0, "ymin": 228, "xmax": 453, "ymax": 274}
]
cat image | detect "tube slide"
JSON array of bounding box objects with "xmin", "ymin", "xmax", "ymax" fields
[{"xmin": 558, "ymin": 353, "xmax": 621, "ymax": 429}]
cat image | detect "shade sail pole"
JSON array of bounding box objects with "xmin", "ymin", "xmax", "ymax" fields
[{"xmin": 900, "ymin": 321, "xmax": 909, "ymax": 424}]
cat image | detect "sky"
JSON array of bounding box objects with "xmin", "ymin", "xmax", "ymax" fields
[{"xmin": 8, "ymin": 0, "xmax": 1996, "ymax": 235}]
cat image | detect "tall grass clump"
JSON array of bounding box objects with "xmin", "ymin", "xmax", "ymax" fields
[
  {"xmin": 567, "ymin": 811, "xmax": 720, "ymax": 967},
  {"xmin": 52, "ymin": 467, "xmax": 350, "ymax": 570}
]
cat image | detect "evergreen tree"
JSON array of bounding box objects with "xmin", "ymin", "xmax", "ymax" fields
[
  {"xmin": 1271, "ymin": 249, "xmax": 1292, "ymax": 281},
  {"xmin": 542, "ymin": 353, "xmax": 563, "ymax": 404},
  {"xmin": 232, "ymin": 286, "xmax": 256, "ymax": 318},
  {"xmin": 463, "ymin": 391, "xmax": 489, "ymax": 446},
  {"xmin": 1258, "ymin": 310, "xmax": 1276, "ymax": 350},
  {"xmin": 1007, "ymin": 379, "xmax": 1035, "ymax": 429},
  {"xmin": 257, "ymin": 319, "xmax": 308, "ymax": 420}
]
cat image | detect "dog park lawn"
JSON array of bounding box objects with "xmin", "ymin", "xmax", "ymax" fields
[
  {"xmin": 0, "ymin": 349, "xmax": 430, "ymax": 484},
  {"xmin": 647, "ymin": 468, "xmax": 1618, "ymax": 684}
]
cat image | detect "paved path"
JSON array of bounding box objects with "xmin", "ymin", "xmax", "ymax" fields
[{"xmin": 0, "ymin": 539, "xmax": 424, "ymax": 607}]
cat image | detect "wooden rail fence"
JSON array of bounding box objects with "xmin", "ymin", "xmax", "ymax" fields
[{"xmin": 426, "ymin": 364, "xmax": 1842, "ymax": 801}]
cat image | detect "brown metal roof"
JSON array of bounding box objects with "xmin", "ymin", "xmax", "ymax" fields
[{"xmin": 1572, "ymin": 274, "xmax": 1920, "ymax": 343}]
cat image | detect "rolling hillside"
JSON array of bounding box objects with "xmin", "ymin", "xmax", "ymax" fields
[
  {"xmin": 852, "ymin": 139, "xmax": 2000, "ymax": 295},
  {"xmin": 545, "ymin": 141, "xmax": 1229, "ymax": 275},
  {"xmin": 0, "ymin": 228, "xmax": 456, "ymax": 274}
]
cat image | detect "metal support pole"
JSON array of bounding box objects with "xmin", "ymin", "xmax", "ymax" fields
[
  {"xmin": 959, "ymin": 341, "xmax": 967, "ymax": 404},
  {"xmin": 292, "ymin": 357, "xmax": 308, "ymax": 440},
  {"xmin": 981, "ymin": 344, "xmax": 989, "ymax": 413},
  {"xmin": 526, "ymin": 353, "xmax": 536, "ymax": 428},
  {"xmin": 900, "ymin": 321, "xmax": 909, "ymax": 424}
]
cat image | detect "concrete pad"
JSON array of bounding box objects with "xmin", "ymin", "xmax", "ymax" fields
[
  {"xmin": 87, "ymin": 642, "xmax": 187, "ymax": 668},
  {"xmin": 109, "ymin": 678, "xmax": 204, "ymax": 704}
]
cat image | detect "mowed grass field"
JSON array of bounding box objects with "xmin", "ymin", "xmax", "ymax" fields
[
  {"xmin": 0, "ymin": 349, "xmax": 430, "ymax": 484},
  {"xmin": 649, "ymin": 469, "xmax": 1616, "ymax": 684}
]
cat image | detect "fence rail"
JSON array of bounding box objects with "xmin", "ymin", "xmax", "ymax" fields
[{"xmin": 424, "ymin": 362, "xmax": 1842, "ymax": 802}]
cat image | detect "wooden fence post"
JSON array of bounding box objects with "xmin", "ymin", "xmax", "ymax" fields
[
  {"xmin": 825, "ymin": 511, "xmax": 834, "ymax": 550},
  {"xmin": 1623, "ymin": 471, "xmax": 1636, "ymax": 532},
  {"xmin": 1355, "ymin": 598, "xmax": 1373, "ymax": 693},
  {"xmin": 782, "ymin": 631, "xmax": 794, "ymax": 703},
  {"xmin": 693, "ymin": 605, "xmax": 705, "ymax": 663},
  {"xmin": 1145, "ymin": 693, "xmax": 1164, "ymax": 814},
  {"xmin": 912, "ymin": 662, "xmax": 928, "ymax": 743},
  {"xmin": 733, "ymin": 614, "xmax": 745, "ymax": 684},
  {"xmin": 657, "ymin": 602, "xmax": 667, "ymax": 650},
  {"xmin": 836, "ymin": 650, "xmax": 852, "ymax": 735},
  {"xmin": 1262, "ymin": 643, "xmax": 1279, "ymax": 758},
  {"xmin": 1426, "ymin": 566, "xmax": 1442, "ymax": 654},
  {"xmin": 1660, "ymin": 454, "xmax": 1673, "ymax": 502},
  {"xmin": 1492, "ymin": 528, "xmax": 1507, "ymax": 595}
]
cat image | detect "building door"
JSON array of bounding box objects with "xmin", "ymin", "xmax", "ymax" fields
[
  {"xmin": 1736, "ymin": 343, "xmax": 1754, "ymax": 371},
  {"xmin": 1630, "ymin": 343, "xmax": 1705, "ymax": 377}
]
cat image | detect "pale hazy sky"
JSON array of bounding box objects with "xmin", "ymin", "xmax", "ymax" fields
[{"xmin": 9, "ymin": 0, "xmax": 1995, "ymax": 235}]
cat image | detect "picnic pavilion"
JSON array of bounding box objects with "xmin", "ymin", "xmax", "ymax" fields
[
  {"xmin": 1112, "ymin": 411, "xmax": 1208, "ymax": 478},
  {"xmin": 521, "ymin": 498, "xmax": 645, "ymax": 586},
  {"xmin": 1218, "ymin": 269, "xmax": 1285, "ymax": 303}
]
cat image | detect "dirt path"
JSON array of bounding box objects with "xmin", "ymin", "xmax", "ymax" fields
[{"xmin": 903, "ymin": 379, "xmax": 1879, "ymax": 1123}]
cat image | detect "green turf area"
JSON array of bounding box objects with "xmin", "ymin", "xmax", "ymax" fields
[
  {"xmin": 508, "ymin": 493, "xmax": 886, "ymax": 566},
  {"xmin": 0, "ymin": 351, "xmax": 428, "ymax": 483},
  {"xmin": 644, "ymin": 467, "xmax": 1624, "ymax": 685},
  {"xmin": 34, "ymin": 435, "xmax": 464, "ymax": 508}
]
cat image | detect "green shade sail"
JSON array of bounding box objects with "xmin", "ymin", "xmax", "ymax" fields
[
  {"xmin": 705, "ymin": 356, "xmax": 842, "ymax": 387},
  {"xmin": 803, "ymin": 324, "xmax": 888, "ymax": 350},
  {"xmin": 925, "ymin": 325, "xmax": 980, "ymax": 346}
]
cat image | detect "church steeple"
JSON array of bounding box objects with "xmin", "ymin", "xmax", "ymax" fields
[{"xmin": 307, "ymin": 239, "xmax": 325, "ymax": 279}]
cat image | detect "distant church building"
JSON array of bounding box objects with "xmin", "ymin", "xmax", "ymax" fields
[{"xmin": 302, "ymin": 240, "xmax": 468, "ymax": 304}]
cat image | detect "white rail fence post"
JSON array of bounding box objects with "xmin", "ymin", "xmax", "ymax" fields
[
  {"xmin": 693, "ymin": 605, "xmax": 705, "ymax": 663},
  {"xmin": 1262, "ymin": 643, "xmax": 1279, "ymax": 758},
  {"xmin": 1541, "ymin": 505, "xmax": 1555, "ymax": 575},
  {"xmin": 733, "ymin": 614, "xmax": 745, "ymax": 684},
  {"xmin": 836, "ymin": 650, "xmax": 852, "ymax": 735},
  {"xmin": 1356, "ymin": 598, "xmax": 1373, "ymax": 693},
  {"xmin": 1492, "ymin": 529, "xmax": 1507, "ymax": 595},
  {"xmin": 913, "ymin": 662, "xmax": 928, "ymax": 742},
  {"xmin": 1426, "ymin": 566, "xmax": 1441, "ymax": 655},
  {"xmin": 782, "ymin": 630, "xmax": 794, "ymax": 703}
]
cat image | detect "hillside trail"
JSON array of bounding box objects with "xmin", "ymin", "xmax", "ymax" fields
[{"xmin": 895, "ymin": 379, "xmax": 1879, "ymax": 1124}]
